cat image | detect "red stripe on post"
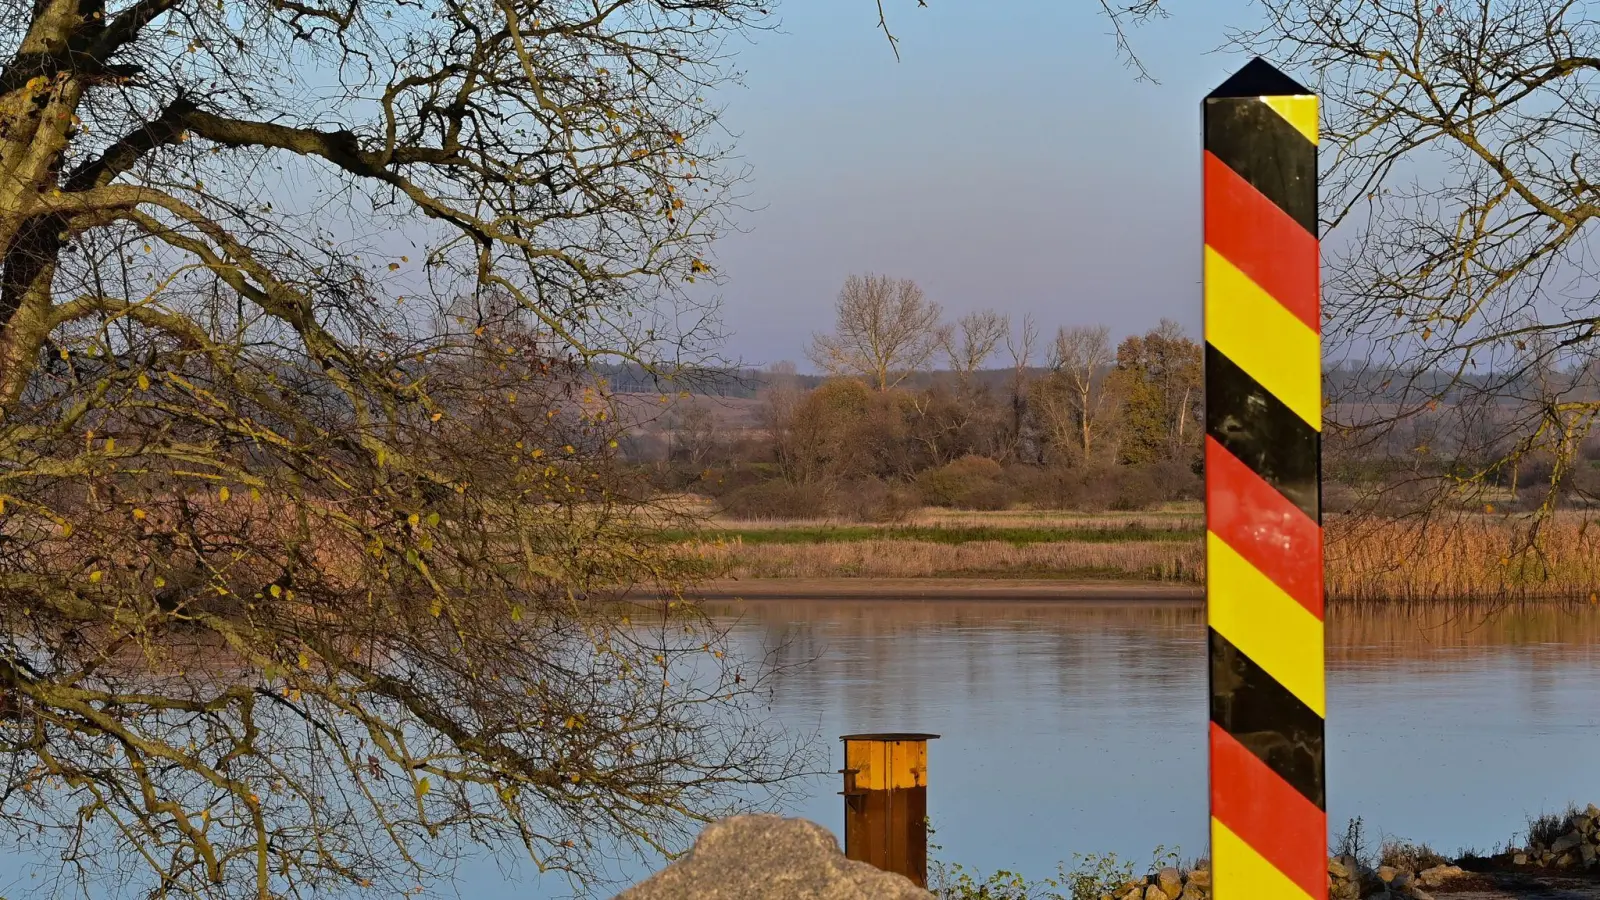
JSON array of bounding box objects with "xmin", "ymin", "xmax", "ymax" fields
[
  {"xmin": 1210, "ymin": 722, "xmax": 1328, "ymax": 899},
  {"xmin": 1203, "ymin": 151, "xmax": 1320, "ymax": 334},
  {"xmin": 1205, "ymin": 436, "xmax": 1323, "ymax": 619}
]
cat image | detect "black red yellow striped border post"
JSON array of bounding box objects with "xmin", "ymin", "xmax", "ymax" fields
[{"xmin": 1204, "ymin": 58, "xmax": 1325, "ymax": 900}]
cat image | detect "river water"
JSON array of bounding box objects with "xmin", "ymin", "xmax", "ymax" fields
[
  {"xmin": 704, "ymin": 600, "xmax": 1600, "ymax": 869},
  {"xmin": 476, "ymin": 598, "xmax": 1600, "ymax": 897},
  {"xmin": 8, "ymin": 599, "xmax": 1600, "ymax": 899}
]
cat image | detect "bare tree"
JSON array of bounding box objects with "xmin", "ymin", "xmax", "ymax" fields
[
  {"xmin": 1048, "ymin": 324, "xmax": 1118, "ymax": 460},
  {"xmin": 1244, "ymin": 0, "xmax": 1600, "ymax": 523},
  {"xmin": 941, "ymin": 309, "xmax": 1010, "ymax": 385},
  {"xmin": 999, "ymin": 312, "xmax": 1040, "ymax": 461},
  {"xmin": 0, "ymin": 1, "xmax": 807, "ymax": 897},
  {"xmin": 668, "ymin": 398, "xmax": 721, "ymax": 468},
  {"xmin": 807, "ymin": 274, "xmax": 947, "ymax": 390}
]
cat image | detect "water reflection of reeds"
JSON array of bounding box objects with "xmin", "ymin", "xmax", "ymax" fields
[{"xmin": 707, "ymin": 599, "xmax": 1600, "ymax": 668}]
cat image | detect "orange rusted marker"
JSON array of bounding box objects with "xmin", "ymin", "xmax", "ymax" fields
[{"xmin": 840, "ymin": 732, "xmax": 939, "ymax": 887}]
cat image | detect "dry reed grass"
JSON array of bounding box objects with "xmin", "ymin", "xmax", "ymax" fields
[
  {"xmin": 1326, "ymin": 516, "xmax": 1600, "ymax": 602},
  {"xmin": 685, "ymin": 510, "xmax": 1600, "ymax": 601},
  {"xmin": 707, "ymin": 506, "xmax": 1203, "ymax": 533},
  {"xmin": 688, "ymin": 538, "xmax": 1203, "ymax": 582}
]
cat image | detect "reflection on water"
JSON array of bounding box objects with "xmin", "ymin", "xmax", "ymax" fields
[
  {"xmin": 723, "ymin": 598, "xmax": 1600, "ymax": 885},
  {"xmin": 8, "ymin": 599, "xmax": 1600, "ymax": 899}
]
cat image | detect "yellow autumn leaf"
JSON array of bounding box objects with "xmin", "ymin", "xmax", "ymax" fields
[
  {"xmin": 218, "ymin": 486, "xmax": 230, "ymax": 503},
  {"xmin": 298, "ymin": 651, "xmax": 310, "ymax": 670},
  {"xmin": 153, "ymin": 576, "xmax": 166, "ymax": 588},
  {"xmin": 132, "ymin": 508, "xmax": 146, "ymax": 520},
  {"xmin": 269, "ymin": 584, "xmax": 282, "ymax": 597},
  {"xmin": 89, "ymin": 571, "xmax": 102, "ymax": 583},
  {"xmin": 418, "ymin": 777, "xmax": 431, "ymax": 796},
  {"xmin": 104, "ymin": 437, "xmax": 115, "ymax": 453},
  {"xmin": 250, "ymin": 487, "xmax": 261, "ymax": 501},
  {"xmin": 407, "ymin": 513, "xmax": 420, "ymax": 527},
  {"xmin": 136, "ymin": 373, "xmax": 150, "ymax": 391},
  {"xmin": 388, "ymin": 263, "xmax": 400, "ymax": 271}
]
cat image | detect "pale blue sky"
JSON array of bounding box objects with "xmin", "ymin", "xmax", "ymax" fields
[{"xmin": 708, "ymin": 0, "xmax": 1263, "ymax": 368}]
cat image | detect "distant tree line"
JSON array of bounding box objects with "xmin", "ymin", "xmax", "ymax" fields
[
  {"xmin": 632, "ymin": 273, "xmax": 1600, "ymax": 520},
  {"xmin": 636, "ymin": 274, "xmax": 1207, "ymax": 519}
]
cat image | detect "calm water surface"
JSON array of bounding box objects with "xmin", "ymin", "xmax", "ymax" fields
[
  {"xmin": 8, "ymin": 599, "xmax": 1600, "ymax": 899},
  {"xmin": 706, "ymin": 600, "xmax": 1600, "ymax": 876}
]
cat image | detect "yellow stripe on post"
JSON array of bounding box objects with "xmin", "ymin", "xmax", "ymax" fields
[
  {"xmin": 1260, "ymin": 96, "xmax": 1319, "ymax": 145},
  {"xmin": 1203, "ymin": 246, "xmax": 1322, "ymax": 429},
  {"xmin": 1211, "ymin": 817, "xmax": 1317, "ymax": 900},
  {"xmin": 1206, "ymin": 533, "xmax": 1326, "ymax": 717}
]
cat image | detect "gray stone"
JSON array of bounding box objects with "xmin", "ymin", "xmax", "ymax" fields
[
  {"xmin": 612, "ymin": 815, "xmax": 933, "ymax": 900},
  {"xmin": 1513, "ymin": 852, "xmax": 1528, "ymax": 866},
  {"xmin": 1144, "ymin": 884, "xmax": 1169, "ymax": 900},
  {"xmin": 1376, "ymin": 865, "xmax": 1399, "ymax": 884},
  {"xmin": 1185, "ymin": 868, "xmax": 1210, "ymax": 890},
  {"xmin": 1155, "ymin": 867, "xmax": 1183, "ymax": 899},
  {"xmin": 1583, "ymin": 844, "xmax": 1598, "ymax": 866},
  {"xmin": 1553, "ymin": 831, "xmax": 1583, "ymax": 854},
  {"xmin": 1407, "ymin": 888, "xmax": 1435, "ymax": 900},
  {"xmin": 1389, "ymin": 871, "xmax": 1413, "ymax": 891},
  {"xmin": 1416, "ymin": 865, "xmax": 1462, "ymax": 887},
  {"xmin": 1587, "ymin": 803, "xmax": 1600, "ymax": 820}
]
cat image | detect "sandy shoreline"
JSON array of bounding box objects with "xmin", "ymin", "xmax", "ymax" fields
[{"xmin": 683, "ymin": 577, "xmax": 1204, "ymax": 603}]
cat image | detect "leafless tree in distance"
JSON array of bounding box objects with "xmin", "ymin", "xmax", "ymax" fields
[
  {"xmin": 942, "ymin": 309, "xmax": 1010, "ymax": 386},
  {"xmin": 807, "ymin": 273, "xmax": 947, "ymax": 391},
  {"xmin": 1049, "ymin": 324, "xmax": 1118, "ymax": 461}
]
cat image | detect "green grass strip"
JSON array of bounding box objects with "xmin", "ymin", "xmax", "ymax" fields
[{"xmin": 666, "ymin": 525, "xmax": 1203, "ymax": 546}]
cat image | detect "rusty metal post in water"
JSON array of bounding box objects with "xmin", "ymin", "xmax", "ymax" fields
[
  {"xmin": 1203, "ymin": 57, "xmax": 1326, "ymax": 900},
  {"xmin": 839, "ymin": 733, "xmax": 938, "ymax": 887}
]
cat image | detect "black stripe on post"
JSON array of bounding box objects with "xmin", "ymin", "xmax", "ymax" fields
[
  {"xmin": 1203, "ymin": 101, "xmax": 1318, "ymax": 236},
  {"xmin": 1203, "ymin": 344, "xmax": 1321, "ymax": 523},
  {"xmin": 1208, "ymin": 629, "xmax": 1326, "ymax": 810}
]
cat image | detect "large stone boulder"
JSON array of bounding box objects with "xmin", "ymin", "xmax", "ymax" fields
[{"xmin": 613, "ymin": 815, "xmax": 935, "ymax": 900}]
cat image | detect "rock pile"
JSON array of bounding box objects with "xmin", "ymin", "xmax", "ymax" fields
[
  {"xmin": 1092, "ymin": 865, "xmax": 1210, "ymax": 900},
  {"xmin": 1510, "ymin": 803, "xmax": 1600, "ymax": 870},
  {"xmin": 1328, "ymin": 855, "xmax": 1464, "ymax": 900}
]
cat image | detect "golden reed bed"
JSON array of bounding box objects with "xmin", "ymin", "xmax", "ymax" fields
[{"xmin": 687, "ymin": 514, "xmax": 1600, "ymax": 602}]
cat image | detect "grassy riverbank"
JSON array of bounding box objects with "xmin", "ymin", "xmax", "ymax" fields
[
  {"xmin": 673, "ymin": 504, "xmax": 1600, "ymax": 601},
  {"xmin": 932, "ymin": 803, "xmax": 1600, "ymax": 900}
]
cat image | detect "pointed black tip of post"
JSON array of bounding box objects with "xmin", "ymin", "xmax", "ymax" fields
[{"xmin": 1206, "ymin": 57, "xmax": 1311, "ymax": 98}]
